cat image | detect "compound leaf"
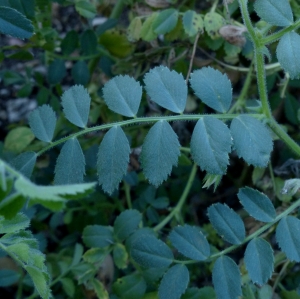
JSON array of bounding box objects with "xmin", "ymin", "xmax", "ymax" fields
[
  {"xmin": 244, "ymin": 238, "xmax": 274, "ymax": 285},
  {"xmin": 158, "ymin": 264, "xmax": 189, "ymax": 299},
  {"xmin": 169, "ymin": 224, "xmax": 210, "ymax": 261},
  {"xmin": 61, "ymin": 85, "xmax": 91, "ymax": 128},
  {"xmin": 54, "ymin": 138, "xmax": 85, "ymax": 185},
  {"xmin": 141, "ymin": 120, "xmax": 180, "ymax": 187},
  {"xmin": 28, "ymin": 105, "xmax": 56, "ymax": 142},
  {"xmin": 114, "ymin": 209, "xmax": 142, "ymax": 242},
  {"xmin": 238, "ymin": 187, "xmax": 276, "ymax": 222},
  {"xmin": 183, "ymin": 10, "xmax": 204, "ymax": 37},
  {"xmin": 277, "ymin": 32, "xmax": 300, "ymax": 79},
  {"xmin": 82, "ymin": 225, "xmax": 114, "ymax": 248},
  {"xmin": 11, "ymin": 151, "xmax": 37, "ymax": 178},
  {"xmin": 152, "ymin": 8, "xmax": 178, "ymax": 34},
  {"xmin": 144, "ymin": 66, "xmax": 187, "ymax": 113},
  {"xmin": 0, "ymin": 6, "xmax": 33, "ymax": 39},
  {"xmin": 102, "ymin": 75, "xmax": 142, "ymax": 117},
  {"xmin": 190, "ymin": 67, "xmax": 232, "ymax": 113},
  {"xmin": 254, "ymin": 0, "xmax": 293, "ymax": 26},
  {"xmin": 276, "ymin": 216, "xmax": 300, "ymax": 261},
  {"xmin": 0, "ymin": 213, "xmax": 29, "ymax": 234},
  {"xmin": 230, "ymin": 115, "xmax": 273, "ymax": 167},
  {"xmin": 97, "ymin": 126, "xmax": 130, "ymax": 194},
  {"xmin": 191, "ymin": 117, "xmax": 232, "ymax": 174},
  {"xmin": 131, "ymin": 234, "xmax": 174, "ymax": 268},
  {"xmin": 207, "ymin": 203, "xmax": 245, "ymax": 244},
  {"xmin": 212, "ymin": 256, "xmax": 242, "ymax": 299}
]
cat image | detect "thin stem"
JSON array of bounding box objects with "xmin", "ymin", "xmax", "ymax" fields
[
  {"xmin": 153, "ymin": 163, "xmax": 198, "ymax": 232},
  {"xmin": 124, "ymin": 182, "xmax": 132, "ymax": 209},
  {"xmin": 186, "ymin": 32, "xmax": 200, "ymax": 83},
  {"xmin": 272, "ymin": 260, "xmax": 290, "ymax": 294}
]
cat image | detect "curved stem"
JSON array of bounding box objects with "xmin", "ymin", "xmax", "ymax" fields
[{"xmin": 153, "ymin": 163, "xmax": 198, "ymax": 232}]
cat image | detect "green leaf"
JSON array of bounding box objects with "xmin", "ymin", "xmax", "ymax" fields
[
  {"xmin": 0, "ymin": 192, "xmax": 26, "ymax": 219},
  {"xmin": 212, "ymin": 256, "xmax": 242, "ymax": 299},
  {"xmin": 91, "ymin": 279, "xmax": 109, "ymax": 299},
  {"xmin": 152, "ymin": 8, "xmax": 178, "ymax": 34},
  {"xmin": 28, "ymin": 104, "xmax": 56, "ymax": 142},
  {"xmin": 141, "ymin": 120, "xmax": 180, "ymax": 187},
  {"xmin": 191, "ymin": 117, "xmax": 232, "ymax": 174},
  {"xmin": 0, "ymin": 213, "xmax": 29, "ymax": 234},
  {"xmin": 182, "ymin": 287, "xmax": 216, "ymax": 299},
  {"xmin": 169, "ymin": 224, "xmax": 210, "ymax": 261},
  {"xmin": 4, "ymin": 126, "xmax": 35, "ymax": 153},
  {"xmin": 0, "ymin": 269, "xmax": 20, "ymax": 287},
  {"xmin": 131, "ymin": 234, "xmax": 174, "ymax": 268},
  {"xmin": 254, "ymin": 0, "xmax": 293, "ymax": 26},
  {"xmin": 204, "ymin": 12, "xmax": 225, "ymax": 39},
  {"xmin": 158, "ymin": 264, "xmax": 189, "ymax": 299},
  {"xmin": 80, "ymin": 29, "xmax": 97, "ymax": 55},
  {"xmin": 61, "ymin": 85, "xmax": 91, "ymax": 128},
  {"xmin": 47, "ymin": 59, "xmax": 66, "ymax": 85},
  {"xmin": 102, "ymin": 75, "xmax": 142, "ymax": 117},
  {"xmin": 230, "ymin": 115, "xmax": 273, "ymax": 167},
  {"xmin": 0, "ymin": 6, "xmax": 33, "ymax": 39},
  {"xmin": 82, "ymin": 225, "xmax": 114, "ymax": 248},
  {"xmin": 113, "ymin": 243, "xmax": 128, "ymax": 269},
  {"xmin": 237, "ymin": 187, "xmax": 276, "ymax": 222},
  {"xmin": 97, "ymin": 126, "xmax": 130, "ymax": 194},
  {"xmin": 284, "ymin": 94, "xmax": 300, "ymax": 125},
  {"xmin": 277, "ymin": 32, "xmax": 300, "ymax": 79},
  {"xmin": 127, "ymin": 17, "xmax": 142, "ymax": 42},
  {"xmin": 183, "ymin": 10, "xmax": 204, "ymax": 37},
  {"xmin": 71, "ymin": 243, "xmax": 84, "ymax": 267},
  {"xmin": 54, "ymin": 138, "xmax": 85, "ymax": 185},
  {"xmin": 207, "ymin": 203, "xmax": 245, "ymax": 244},
  {"xmin": 244, "ymin": 238, "xmax": 274, "ymax": 285},
  {"xmin": 24, "ymin": 265, "xmax": 51, "ymax": 299},
  {"xmin": 11, "ymin": 151, "xmax": 37, "ymax": 178},
  {"xmin": 276, "ymin": 216, "xmax": 300, "ymax": 261},
  {"xmin": 15, "ymin": 176, "xmax": 96, "ymax": 201},
  {"xmin": 83, "ymin": 247, "xmax": 110, "ymax": 264},
  {"xmin": 144, "ymin": 66, "xmax": 187, "ymax": 113},
  {"xmin": 140, "ymin": 13, "xmax": 158, "ymax": 41},
  {"xmin": 60, "ymin": 277, "xmax": 75, "ymax": 297},
  {"xmin": 114, "ymin": 209, "xmax": 142, "ymax": 242},
  {"xmin": 75, "ymin": 0, "xmax": 96, "ymax": 19},
  {"xmin": 190, "ymin": 67, "xmax": 232, "ymax": 113},
  {"xmin": 72, "ymin": 60, "xmax": 90, "ymax": 85},
  {"xmin": 61, "ymin": 30, "xmax": 79, "ymax": 55},
  {"xmin": 113, "ymin": 273, "xmax": 147, "ymax": 299}
]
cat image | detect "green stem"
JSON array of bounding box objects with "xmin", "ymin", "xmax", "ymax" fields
[
  {"xmin": 37, "ymin": 113, "xmax": 261, "ymax": 156},
  {"xmin": 153, "ymin": 163, "xmax": 198, "ymax": 232},
  {"xmin": 110, "ymin": 0, "xmax": 126, "ymax": 19},
  {"xmin": 124, "ymin": 182, "xmax": 132, "ymax": 209}
]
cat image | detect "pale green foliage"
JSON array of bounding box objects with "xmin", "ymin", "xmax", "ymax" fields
[
  {"xmin": 152, "ymin": 8, "xmax": 178, "ymax": 34},
  {"xmin": 183, "ymin": 10, "xmax": 204, "ymax": 37}
]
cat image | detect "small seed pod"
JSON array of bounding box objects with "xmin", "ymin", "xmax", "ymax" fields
[{"xmin": 219, "ymin": 25, "xmax": 247, "ymax": 47}]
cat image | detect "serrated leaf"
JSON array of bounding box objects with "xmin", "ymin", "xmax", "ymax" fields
[
  {"xmin": 0, "ymin": 6, "xmax": 33, "ymax": 39},
  {"xmin": 61, "ymin": 85, "xmax": 91, "ymax": 128},
  {"xmin": 141, "ymin": 120, "xmax": 180, "ymax": 187},
  {"xmin": 113, "ymin": 273, "xmax": 147, "ymax": 299},
  {"xmin": 144, "ymin": 66, "xmax": 187, "ymax": 113},
  {"xmin": 54, "ymin": 138, "xmax": 85, "ymax": 185},
  {"xmin": 207, "ymin": 203, "xmax": 245, "ymax": 244},
  {"xmin": 113, "ymin": 243, "xmax": 128, "ymax": 269},
  {"xmin": 254, "ymin": 0, "xmax": 293, "ymax": 26},
  {"xmin": 204, "ymin": 12, "xmax": 225, "ymax": 39},
  {"xmin": 82, "ymin": 225, "xmax": 114, "ymax": 248},
  {"xmin": 0, "ymin": 269, "xmax": 20, "ymax": 287},
  {"xmin": 102, "ymin": 75, "xmax": 142, "ymax": 117},
  {"xmin": 28, "ymin": 104, "xmax": 56, "ymax": 142},
  {"xmin": 183, "ymin": 10, "xmax": 204, "ymax": 37},
  {"xmin": 131, "ymin": 234, "xmax": 174, "ymax": 268},
  {"xmin": 158, "ymin": 264, "xmax": 189, "ymax": 299},
  {"xmin": 15, "ymin": 176, "xmax": 96, "ymax": 201},
  {"xmin": 190, "ymin": 67, "xmax": 232, "ymax": 113},
  {"xmin": 212, "ymin": 256, "xmax": 242, "ymax": 299},
  {"xmin": 48, "ymin": 59, "xmax": 66, "ymax": 85},
  {"xmin": 169, "ymin": 224, "xmax": 210, "ymax": 261},
  {"xmin": 97, "ymin": 126, "xmax": 130, "ymax": 194},
  {"xmin": 72, "ymin": 60, "xmax": 90, "ymax": 85},
  {"xmin": 191, "ymin": 117, "xmax": 232, "ymax": 174},
  {"xmin": 152, "ymin": 8, "xmax": 178, "ymax": 34},
  {"xmin": 230, "ymin": 115, "xmax": 273, "ymax": 167},
  {"xmin": 0, "ymin": 213, "xmax": 29, "ymax": 234},
  {"xmin": 244, "ymin": 238, "xmax": 274, "ymax": 285},
  {"xmin": 75, "ymin": 1, "xmax": 96, "ymax": 19},
  {"xmin": 11, "ymin": 151, "xmax": 36, "ymax": 178},
  {"xmin": 238, "ymin": 187, "xmax": 276, "ymax": 222},
  {"xmin": 276, "ymin": 216, "xmax": 300, "ymax": 261},
  {"xmin": 114, "ymin": 209, "xmax": 142, "ymax": 242},
  {"xmin": 277, "ymin": 32, "xmax": 300, "ymax": 79}
]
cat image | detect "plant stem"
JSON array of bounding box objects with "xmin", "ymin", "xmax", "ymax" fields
[
  {"xmin": 124, "ymin": 182, "xmax": 132, "ymax": 209},
  {"xmin": 153, "ymin": 163, "xmax": 197, "ymax": 232},
  {"xmin": 110, "ymin": 0, "xmax": 126, "ymax": 19},
  {"xmin": 186, "ymin": 32, "xmax": 200, "ymax": 83}
]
